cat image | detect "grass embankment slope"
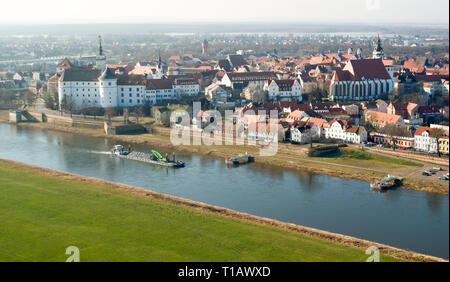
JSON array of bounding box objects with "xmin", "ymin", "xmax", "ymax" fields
[{"xmin": 0, "ymin": 160, "xmax": 406, "ymax": 262}]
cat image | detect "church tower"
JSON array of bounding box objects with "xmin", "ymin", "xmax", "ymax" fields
[
  {"xmin": 96, "ymin": 35, "xmax": 107, "ymax": 71},
  {"xmin": 156, "ymin": 50, "xmax": 164, "ymax": 79},
  {"xmin": 202, "ymin": 39, "xmax": 208, "ymax": 56},
  {"xmin": 372, "ymin": 34, "xmax": 385, "ymax": 60}
]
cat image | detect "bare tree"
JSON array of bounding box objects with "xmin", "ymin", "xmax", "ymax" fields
[
  {"xmin": 61, "ymin": 95, "xmax": 75, "ymax": 117},
  {"xmin": 104, "ymin": 107, "xmax": 116, "ymax": 124},
  {"xmin": 430, "ymin": 128, "xmax": 445, "ymax": 157}
]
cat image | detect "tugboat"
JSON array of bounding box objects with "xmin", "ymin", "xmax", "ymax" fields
[
  {"xmin": 149, "ymin": 150, "xmax": 185, "ymax": 168},
  {"xmin": 111, "ymin": 145, "xmax": 131, "ymax": 156},
  {"xmin": 370, "ymin": 175, "xmax": 403, "ymax": 191}
]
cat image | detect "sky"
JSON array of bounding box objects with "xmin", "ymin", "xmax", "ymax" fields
[{"xmin": 1, "ymin": 0, "xmax": 448, "ymax": 25}]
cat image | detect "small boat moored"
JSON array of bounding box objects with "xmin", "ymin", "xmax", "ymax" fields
[
  {"xmin": 225, "ymin": 154, "xmax": 255, "ymax": 166},
  {"xmin": 370, "ymin": 175, "xmax": 403, "ymax": 191}
]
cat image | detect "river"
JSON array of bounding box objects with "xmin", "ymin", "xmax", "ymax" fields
[{"xmin": 0, "ymin": 123, "xmax": 448, "ymax": 259}]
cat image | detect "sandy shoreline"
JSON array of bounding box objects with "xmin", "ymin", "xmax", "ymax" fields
[{"xmin": 0, "ymin": 158, "xmax": 447, "ymax": 262}]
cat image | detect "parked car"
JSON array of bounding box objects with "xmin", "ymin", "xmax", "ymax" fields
[
  {"xmin": 422, "ymin": 171, "xmax": 431, "ymax": 176},
  {"xmin": 439, "ymin": 175, "xmax": 449, "ymax": 181},
  {"xmin": 433, "ymin": 167, "xmax": 443, "ymax": 171}
]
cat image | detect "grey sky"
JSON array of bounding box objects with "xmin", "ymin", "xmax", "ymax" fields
[{"xmin": 1, "ymin": 0, "xmax": 448, "ymax": 24}]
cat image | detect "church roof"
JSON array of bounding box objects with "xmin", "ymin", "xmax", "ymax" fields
[{"xmin": 345, "ymin": 59, "xmax": 391, "ymax": 80}]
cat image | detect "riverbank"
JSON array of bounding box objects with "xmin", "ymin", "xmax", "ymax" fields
[
  {"xmin": 3, "ymin": 117, "xmax": 448, "ymax": 195},
  {"xmin": 0, "ymin": 158, "xmax": 446, "ymax": 262}
]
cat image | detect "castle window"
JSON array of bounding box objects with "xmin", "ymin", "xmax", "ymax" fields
[{"xmin": 108, "ymin": 82, "xmax": 111, "ymax": 86}]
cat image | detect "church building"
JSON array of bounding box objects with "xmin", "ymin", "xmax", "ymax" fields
[{"xmin": 329, "ymin": 35, "xmax": 395, "ymax": 101}]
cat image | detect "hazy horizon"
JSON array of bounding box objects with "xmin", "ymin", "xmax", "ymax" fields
[{"xmin": 1, "ymin": 0, "xmax": 448, "ymax": 25}]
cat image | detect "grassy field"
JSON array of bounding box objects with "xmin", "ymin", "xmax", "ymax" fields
[
  {"xmin": 320, "ymin": 147, "xmax": 423, "ymax": 167},
  {"xmin": 0, "ymin": 161, "xmax": 404, "ymax": 262}
]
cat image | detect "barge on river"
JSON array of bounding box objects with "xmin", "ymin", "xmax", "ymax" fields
[
  {"xmin": 370, "ymin": 175, "xmax": 403, "ymax": 191},
  {"xmin": 111, "ymin": 145, "xmax": 185, "ymax": 168},
  {"xmin": 225, "ymin": 155, "xmax": 255, "ymax": 166}
]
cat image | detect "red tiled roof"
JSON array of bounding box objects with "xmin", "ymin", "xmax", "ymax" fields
[
  {"xmin": 146, "ymin": 79, "xmax": 172, "ymax": 90},
  {"xmin": 346, "ymin": 59, "xmax": 391, "ymax": 80},
  {"xmin": 415, "ymin": 75, "xmax": 441, "ymax": 83},
  {"xmin": 414, "ymin": 126, "xmax": 431, "ymax": 136}
]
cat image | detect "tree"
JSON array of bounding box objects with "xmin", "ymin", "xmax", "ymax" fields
[
  {"xmin": 131, "ymin": 106, "xmax": 145, "ymax": 124},
  {"xmin": 160, "ymin": 112, "xmax": 171, "ymax": 127},
  {"xmin": 242, "ymin": 84, "xmax": 267, "ymax": 104},
  {"xmin": 383, "ymin": 124, "xmax": 411, "ymax": 151},
  {"xmin": 44, "ymin": 93, "xmax": 55, "ymax": 110},
  {"xmin": 104, "ymin": 107, "xmax": 117, "ymax": 124},
  {"xmin": 199, "ymin": 97, "xmax": 214, "ymax": 111},
  {"xmin": 22, "ymin": 91, "xmax": 35, "ymax": 105},
  {"xmin": 430, "ymin": 128, "xmax": 445, "ymax": 157},
  {"xmin": 61, "ymin": 95, "xmax": 75, "ymax": 117},
  {"xmin": 308, "ymin": 85, "xmax": 328, "ymax": 102},
  {"xmin": 0, "ymin": 89, "xmax": 16, "ymax": 104}
]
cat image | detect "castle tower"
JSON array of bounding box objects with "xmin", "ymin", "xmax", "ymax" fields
[
  {"xmin": 96, "ymin": 35, "xmax": 107, "ymax": 71},
  {"xmin": 99, "ymin": 67, "xmax": 118, "ymax": 108},
  {"xmin": 373, "ymin": 34, "xmax": 385, "ymax": 60}
]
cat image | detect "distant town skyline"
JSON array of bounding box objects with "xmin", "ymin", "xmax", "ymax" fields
[{"xmin": 1, "ymin": 0, "xmax": 449, "ymax": 25}]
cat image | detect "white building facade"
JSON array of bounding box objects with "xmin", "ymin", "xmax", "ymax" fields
[
  {"xmin": 265, "ymin": 79, "xmax": 302, "ymax": 102},
  {"xmin": 414, "ymin": 127, "xmax": 438, "ymax": 153}
]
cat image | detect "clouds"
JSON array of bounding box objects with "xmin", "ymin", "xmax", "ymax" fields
[{"xmin": 1, "ymin": 0, "xmax": 448, "ymax": 24}]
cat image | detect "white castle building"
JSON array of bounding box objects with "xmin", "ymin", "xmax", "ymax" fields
[
  {"xmin": 58, "ymin": 37, "xmax": 199, "ymax": 110},
  {"xmin": 329, "ymin": 35, "xmax": 395, "ymax": 101}
]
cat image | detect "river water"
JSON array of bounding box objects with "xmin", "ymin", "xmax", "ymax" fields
[{"xmin": 0, "ymin": 123, "xmax": 448, "ymax": 259}]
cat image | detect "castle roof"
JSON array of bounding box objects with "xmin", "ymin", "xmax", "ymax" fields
[
  {"xmin": 99, "ymin": 68, "xmax": 116, "ymax": 80},
  {"xmin": 60, "ymin": 69, "xmax": 101, "ymax": 82}
]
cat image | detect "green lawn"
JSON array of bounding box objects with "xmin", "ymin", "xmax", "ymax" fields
[
  {"xmin": 318, "ymin": 147, "xmax": 422, "ymax": 167},
  {"xmin": 0, "ymin": 161, "xmax": 404, "ymax": 262}
]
